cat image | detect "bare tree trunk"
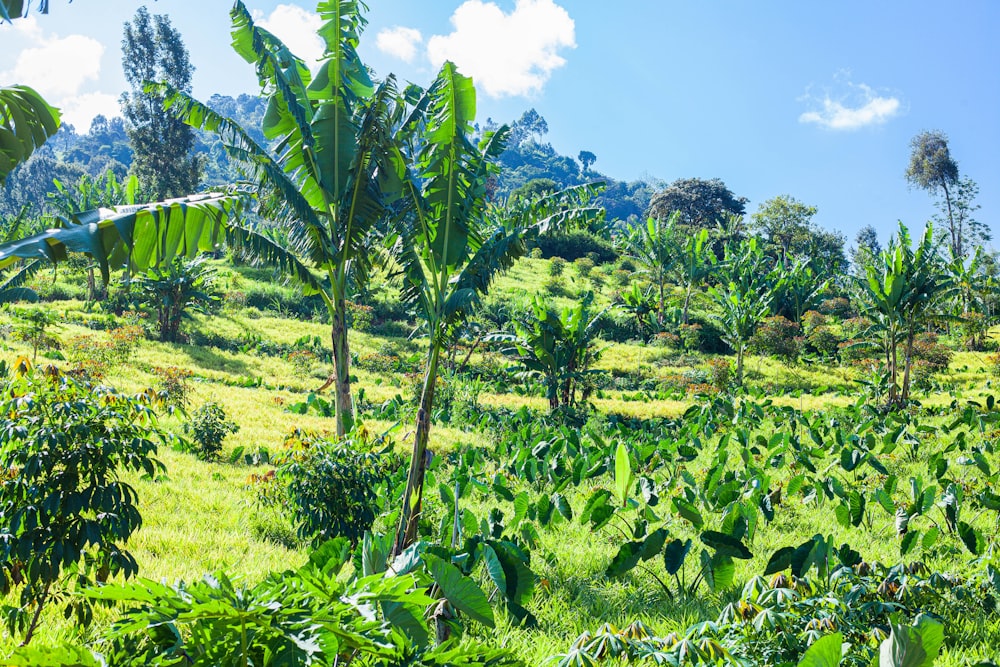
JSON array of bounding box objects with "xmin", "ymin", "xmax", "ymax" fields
[
  {"xmin": 330, "ymin": 296, "xmax": 354, "ymax": 437},
  {"xmin": 682, "ymin": 282, "xmax": 693, "ymax": 325},
  {"xmin": 901, "ymin": 331, "xmax": 916, "ymax": 402},
  {"xmin": 393, "ymin": 343, "xmax": 441, "ymax": 557}
]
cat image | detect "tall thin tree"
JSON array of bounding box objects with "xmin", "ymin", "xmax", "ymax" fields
[{"xmin": 121, "ymin": 7, "xmax": 202, "ymax": 199}]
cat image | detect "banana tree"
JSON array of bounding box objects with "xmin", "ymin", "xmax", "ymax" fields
[
  {"xmin": 500, "ymin": 292, "xmax": 605, "ymax": 412},
  {"xmin": 709, "ymin": 238, "xmax": 779, "ymax": 385},
  {"xmin": 1, "ymin": 85, "xmax": 60, "ymax": 184},
  {"xmin": 0, "ymin": 1, "xmax": 49, "ymax": 21},
  {"xmin": 151, "ymin": 0, "xmax": 405, "ymax": 435},
  {"xmin": 619, "ymin": 213, "xmax": 678, "ymax": 328},
  {"xmin": 855, "ymin": 223, "xmax": 953, "ymax": 406},
  {"xmin": 674, "ymin": 227, "xmax": 715, "ymax": 324},
  {"xmin": 391, "ymin": 62, "xmax": 602, "ymax": 555}
]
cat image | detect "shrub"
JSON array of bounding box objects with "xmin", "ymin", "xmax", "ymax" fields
[
  {"xmin": 151, "ymin": 365, "xmax": 193, "ymax": 413},
  {"xmin": 545, "ymin": 275, "xmax": 570, "ymax": 297},
  {"xmin": 910, "ymin": 333, "xmax": 952, "ymax": 373},
  {"xmin": 819, "ymin": 296, "xmax": 852, "ymax": 319},
  {"xmin": 961, "ymin": 312, "xmax": 991, "ymax": 351},
  {"xmin": 549, "ymin": 257, "xmax": 567, "ymax": 277},
  {"xmin": 0, "ymin": 364, "xmax": 163, "ymax": 641},
  {"xmin": 276, "ymin": 430, "xmax": 400, "ymax": 546},
  {"xmin": 535, "ymin": 230, "xmax": 617, "ymax": 262},
  {"xmin": 801, "ymin": 310, "xmax": 827, "ymax": 332},
  {"xmin": 806, "ymin": 325, "xmax": 841, "ymax": 359},
  {"xmin": 183, "ymin": 402, "xmax": 240, "ymax": 460},
  {"xmin": 750, "ymin": 316, "xmax": 802, "ymax": 362},
  {"xmin": 707, "ymin": 357, "xmax": 731, "ymax": 391},
  {"xmin": 987, "ymin": 352, "xmax": 1000, "ymax": 378},
  {"xmin": 346, "ymin": 301, "xmax": 373, "ymax": 332},
  {"xmin": 679, "ymin": 323, "xmax": 702, "ymax": 351},
  {"xmin": 529, "ymin": 247, "xmax": 543, "ymax": 259}
]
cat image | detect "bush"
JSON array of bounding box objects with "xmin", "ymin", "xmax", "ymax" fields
[
  {"xmin": 535, "ymin": 230, "xmax": 617, "ymax": 263},
  {"xmin": 806, "ymin": 325, "xmax": 841, "ymax": 359},
  {"xmin": 750, "ymin": 316, "xmax": 802, "ymax": 362},
  {"xmin": 910, "ymin": 333, "xmax": 952, "ymax": 373},
  {"xmin": 819, "ymin": 297, "xmax": 852, "ymax": 319},
  {"xmin": 151, "ymin": 365, "xmax": 193, "ymax": 413},
  {"xmin": 679, "ymin": 323, "xmax": 702, "ymax": 352},
  {"xmin": 183, "ymin": 402, "xmax": 240, "ymax": 460},
  {"xmin": 574, "ymin": 256, "xmax": 595, "ymax": 278},
  {"xmin": 961, "ymin": 312, "xmax": 991, "ymax": 351},
  {"xmin": 549, "ymin": 257, "xmax": 567, "ymax": 277},
  {"xmin": 707, "ymin": 357, "xmax": 731, "ymax": 391},
  {"xmin": 0, "ymin": 364, "xmax": 163, "ymax": 640},
  {"xmin": 276, "ymin": 430, "xmax": 400, "ymax": 546}
]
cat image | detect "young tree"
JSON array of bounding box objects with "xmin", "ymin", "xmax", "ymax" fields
[
  {"xmin": 121, "ymin": 7, "xmax": 202, "ymax": 199},
  {"xmin": 850, "ymin": 224, "xmax": 881, "ymax": 277},
  {"xmin": 578, "ymin": 150, "xmax": 596, "ymax": 172}
]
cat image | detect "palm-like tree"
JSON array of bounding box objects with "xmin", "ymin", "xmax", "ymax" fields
[
  {"xmin": 856, "ymin": 223, "xmax": 953, "ymax": 406},
  {"xmin": 709, "ymin": 239, "xmax": 779, "ymax": 385},
  {"xmin": 674, "ymin": 227, "xmax": 715, "ymax": 324},
  {"xmin": 619, "ymin": 213, "xmax": 678, "ymax": 328},
  {"xmin": 153, "ymin": 0, "xmax": 406, "ymax": 435},
  {"xmin": 391, "ymin": 62, "xmax": 601, "ymax": 554}
]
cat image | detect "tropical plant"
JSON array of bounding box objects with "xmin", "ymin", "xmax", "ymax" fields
[
  {"xmin": 390, "ymin": 61, "xmax": 602, "ymax": 555},
  {"xmin": 0, "ymin": 85, "xmax": 60, "ymax": 185},
  {"xmin": 854, "ymin": 223, "xmax": 953, "ymax": 406},
  {"xmin": 0, "ymin": 362, "xmax": 163, "ymax": 644},
  {"xmin": 500, "ymin": 292, "xmax": 605, "ymax": 412},
  {"xmin": 673, "ymin": 227, "xmax": 715, "ymax": 324},
  {"xmin": 182, "ymin": 401, "xmax": 239, "ymax": 460},
  {"xmin": 151, "ymin": 0, "xmax": 407, "ymax": 436},
  {"xmin": 709, "ymin": 238, "xmax": 779, "ymax": 385},
  {"xmin": 619, "ymin": 213, "xmax": 678, "ymax": 327},
  {"xmin": 136, "ymin": 254, "xmax": 219, "ymax": 342}
]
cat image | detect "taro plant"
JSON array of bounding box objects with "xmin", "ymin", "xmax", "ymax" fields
[{"xmin": 0, "ymin": 362, "xmax": 164, "ymax": 644}]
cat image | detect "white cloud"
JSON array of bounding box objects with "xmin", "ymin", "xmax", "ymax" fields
[
  {"xmin": 0, "ymin": 28, "xmax": 104, "ymax": 99},
  {"xmin": 799, "ymin": 76, "xmax": 901, "ymax": 130},
  {"xmin": 256, "ymin": 4, "xmax": 324, "ymax": 65},
  {"xmin": 58, "ymin": 92, "xmax": 120, "ymax": 133},
  {"xmin": 426, "ymin": 0, "xmax": 575, "ymax": 98},
  {"xmin": 376, "ymin": 26, "xmax": 423, "ymax": 63}
]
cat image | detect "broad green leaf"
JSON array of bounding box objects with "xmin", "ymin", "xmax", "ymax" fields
[
  {"xmin": 700, "ymin": 530, "xmax": 752, "ymax": 559},
  {"xmin": 423, "ymin": 553, "xmax": 494, "ymax": 628},
  {"xmin": 615, "ymin": 442, "xmax": 634, "ymax": 507},
  {"xmin": 663, "ymin": 538, "xmax": 692, "ymax": 576},
  {"xmin": 797, "ymin": 632, "xmax": 843, "ymax": 667}
]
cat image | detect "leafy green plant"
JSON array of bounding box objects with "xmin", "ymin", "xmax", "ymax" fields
[
  {"xmin": 136, "ymin": 255, "xmax": 219, "ymax": 342},
  {"xmin": 0, "ymin": 363, "xmax": 163, "ymax": 643},
  {"xmin": 498, "ymin": 292, "xmax": 606, "ymax": 412},
  {"xmin": 182, "ymin": 401, "xmax": 239, "ymax": 460},
  {"xmin": 13, "ymin": 307, "xmax": 59, "ymax": 360},
  {"xmin": 277, "ymin": 430, "xmax": 399, "ymax": 546}
]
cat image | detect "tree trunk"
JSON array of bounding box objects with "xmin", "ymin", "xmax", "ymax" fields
[
  {"xmin": 736, "ymin": 346, "xmax": 745, "ymax": 386},
  {"xmin": 393, "ymin": 342, "xmax": 441, "ymax": 557},
  {"xmin": 658, "ymin": 279, "xmax": 665, "ymax": 329},
  {"xmin": 682, "ymin": 283, "xmax": 693, "ymax": 325},
  {"xmin": 942, "ymin": 180, "xmax": 958, "ymax": 260},
  {"xmin": 330, "ymin": 296, "xmax": 354, "ymax": 437},
  {"xmin": 888, "ymin": 329, "xmax": 899, "ymax": 406},
  {"xmin": 901, "ymin": 330, "xmax": 916, "ymax": 403}
]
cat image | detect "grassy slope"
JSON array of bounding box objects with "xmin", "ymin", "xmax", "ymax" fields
[{"xmin": 1, "ymin": 258, "xmax": 999, "ymax": 662}]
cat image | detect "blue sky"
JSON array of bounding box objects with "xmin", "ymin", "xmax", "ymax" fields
[{"xmin": 1, "ymin": 0, "xmax": 997, "ymax": 246}]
